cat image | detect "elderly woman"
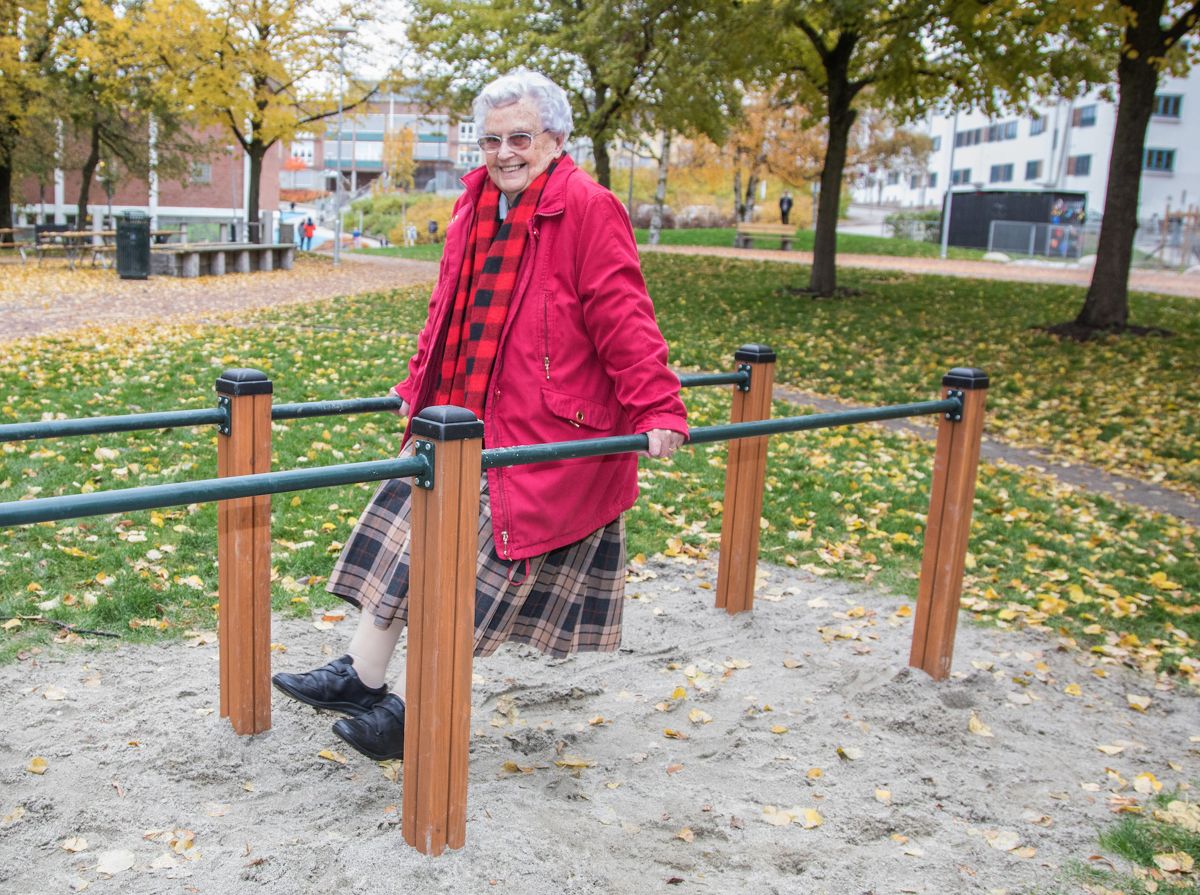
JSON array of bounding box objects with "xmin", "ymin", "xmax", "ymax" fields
[{"xmin": 272, "ymin": 70, "xmax": 687, "ymax": 761}]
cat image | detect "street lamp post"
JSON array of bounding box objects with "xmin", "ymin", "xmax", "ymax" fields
[
  {"xmin": 226, "ymin": 144, "xmax": 239, "ymax": 242},
  {"xmin": 329, "ymin": 23, "xmax": 354, "ymax": 266},
  {"xmin": 939, "ymin": 110, "xmax": 959, "ymax": 259}
]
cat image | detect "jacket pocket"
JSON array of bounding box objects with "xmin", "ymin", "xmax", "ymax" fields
[{"xmin": 541, "ymin": 387, "xmax": 612, "ymax": 431}]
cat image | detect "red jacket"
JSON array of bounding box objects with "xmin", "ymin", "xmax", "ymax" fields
[{"xmin": 395, "ymin": 156, "xmax": 688, "ymax": 561}]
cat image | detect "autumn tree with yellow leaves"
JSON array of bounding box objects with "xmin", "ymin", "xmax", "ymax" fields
[{"xmin": 150, "ymin": 0, "xmax": 384, "ymax": 233}]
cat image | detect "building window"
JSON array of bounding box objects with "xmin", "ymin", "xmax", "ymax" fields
[
  {"xmin": 1025, "ymin": 159, "xmax": 1043, "ymax": 181},
  {"xmin": 927, "ymin": 172, "xmax": 937, "ymax": 188},
  {"xmin": 458, "ymin": 121, "xmax": 476, "ymax": 142},
  {"xmin": 1072, "ymin": 104, "xmax": 1097, "ymax": 127},
  {"xmin": 458, "ymin": 146, "xmax": 481, "ymax": 167},
  {"xmin": 886, "ymin": 171, "xmax": 900, "ymax": 185},
  {"xmin": 910, "ymin": 173, "xmax": 922, "ymax": 189},
  {"xmin": 1144, "ymin": 148, "xmax": 1176, "ymax": 172},
  {"xmin": 1066, "ymin": 154, "xmax": 1091, "ymax": 176},
  {"xmin": 951, "ymin": 168, "xmax": 971, "ymax": 186},
  {"xmin": 190, "ymin": 163, "xmax": 212, "ymax": 185},
  {"xmin": 1029, "ymin": 115, "xmax": 1046, "ymax": 136},
  {"xmin": 989, "ymin": 163, "xmax": 1014, "ymax": 183},
  {"xmin": 1153, "ymin": 94, "xmax": 1182, "ymax": 118},
  {"xmin": 931, "ymin": 136, "xmax": 941, "ymax": 152}
]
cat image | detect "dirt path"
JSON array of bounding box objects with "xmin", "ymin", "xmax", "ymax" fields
[{"xmin": 640, "ymin": 244, "xmax": 1200, "ymax": 299}]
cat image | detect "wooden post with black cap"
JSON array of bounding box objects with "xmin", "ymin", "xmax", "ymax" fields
[
  {"xmin": 716, "ymin": 343, "xmax": 776, "ymax": 614},
  {"xmin": 215, "ymin": 368, "xmax": 273, "ymax": 734},
  {"xmin": 402, "ymin": 405, "xmax": 484, "ymax": 856},
  {"xmin": 909, "ymin": 367, "xmax": 989, "ymax": 680}
]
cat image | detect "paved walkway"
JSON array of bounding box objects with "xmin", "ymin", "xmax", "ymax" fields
[{"xmin": 640, "ymin": 244, "xmax": 1200, "ymax": 299}]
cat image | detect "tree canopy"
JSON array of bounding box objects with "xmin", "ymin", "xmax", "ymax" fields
[{"xmin": 406, "ymin": 0, "xmax": 751, "ymax": 188}]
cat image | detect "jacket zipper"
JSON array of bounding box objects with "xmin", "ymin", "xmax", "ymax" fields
[
  {"xmin": 501, "ymin": 529, "xmax": 510, "ymax": 559},
  {"xmin": 543, "ymin": 297, "xmax": 551, "ymax": 380}
]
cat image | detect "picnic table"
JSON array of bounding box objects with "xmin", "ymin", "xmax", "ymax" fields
[
  {"xmin": 0, "ymin": 227, "xmax": 33, "ymax": 261},
  {"xmin": 35, "ymin": 229, "xmax": 117, "ymax": 269}
]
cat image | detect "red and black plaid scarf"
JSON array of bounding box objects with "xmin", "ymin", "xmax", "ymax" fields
[{"xmin": 434, "ymin": 162, "xmax": 557, "ymax": 416}]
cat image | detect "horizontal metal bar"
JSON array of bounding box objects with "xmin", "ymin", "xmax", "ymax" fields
[
  {"xmin": 0, "ymin": 455, "xmax": 430, "ymax": 527},
  {"xmin": 0, "ymin": 370, "xmax": 743, "ymax": 444},
  {"xmin": 483, "ymin": 398, "xmax": 960, "ymax": 468},
  {"xmin": 483, "ymin": 434, "xmax": 649, "ymax": 469},
  {"xmin": 676, "ymin": 370, "xmax": 749, "ymax": 389},
  {"xmin": 0, "ymin": 407, "xmax": 228, "ymax": 443},
  {"xmin": 271, "ymin": 396, "xmax": 404, "ymax": 420},
  {"xmin": 686, "ymin": 398, "xmax": 961, "ymax": 445}
]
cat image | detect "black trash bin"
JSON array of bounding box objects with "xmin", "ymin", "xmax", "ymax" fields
[{"xmin": 116, "ymin": 211, "xmax": 151, "ymax": 279}]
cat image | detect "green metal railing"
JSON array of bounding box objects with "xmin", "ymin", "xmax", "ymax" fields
[
  {"xmin": 0, "ymin": 370, "xmax": 750, "ymax": 444},
  {"xmin": 0, "ymin": 396, "xmax": 961, "ymax": 529}
]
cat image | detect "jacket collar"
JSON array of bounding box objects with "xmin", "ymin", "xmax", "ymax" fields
[{"xmin": 459, "ymin": 154, "xmax": 576, "ymax": 218}]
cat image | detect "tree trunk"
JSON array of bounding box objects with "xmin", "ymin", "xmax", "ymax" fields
[
  {"xmin": 809, "ymin": 103, "xmax": 856, "ymax": 295},
  {"xmin": 649, "ymin": 132, "xmax": 671, "ymax": 245},
  {"xmin": 247, "ymin": 140, "xmax": 265, "ymax": 231},
  {"xmin": 0, "ymin": 160, "xmax": 13, "ymax": 238},
  {"xmin": 733, "ymin": 166, "xmax": 743, "ymax": 221},
  {"xmin": 593, "ymin": 138, "xmax": 612, "ymax": 189},
  {"xmin": 76, "ymin": 123, "xmax": 102, "ymax": 226},
  {"xmin": 1073, "ymin": 11, "xmax": 1161, "ymax": 331}
]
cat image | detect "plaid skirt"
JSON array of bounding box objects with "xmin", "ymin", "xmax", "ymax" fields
[{"xmin": 326, "ymin": 464, "xmax": 626, "ymax": 658}]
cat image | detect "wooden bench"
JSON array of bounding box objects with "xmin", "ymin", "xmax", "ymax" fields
[
  {"xmin": 150, "ymin": 242, "xmax": 295, "ymax": 278},
  {"xmin": 734, "ymin": 222, "xmax": 798, "ymax": 250}
]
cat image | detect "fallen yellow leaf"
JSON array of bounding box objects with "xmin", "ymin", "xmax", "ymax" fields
[
  {"xmin": 318, "ymin": 749, "xmax": 348, "ymax": 764},
  {"xmin": 968, "ymin": 713, "xmax": 994, "ymax": 738},
  {"xmin": 27, "ymin": 757, "xmax": 48, "ymax": 775}
]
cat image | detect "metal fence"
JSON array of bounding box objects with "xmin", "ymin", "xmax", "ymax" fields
[{"xmin": 988, "ymin": 217, "xmax": 1200, "ymax": 269}]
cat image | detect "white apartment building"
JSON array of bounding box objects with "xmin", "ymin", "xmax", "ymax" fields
[{"xmin": 854, "ymin": 71, "xmax": 1200, "ymax": 221}]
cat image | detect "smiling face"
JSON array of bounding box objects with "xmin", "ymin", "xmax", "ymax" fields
[{"xmin": 482, "ymin": 98, "xmax": 564, "ymax": 202}]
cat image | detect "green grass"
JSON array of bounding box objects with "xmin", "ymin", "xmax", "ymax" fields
[
  {"xmin": 1056, "ymin": 791, "xmax": 1200, "ymax": 894},
  {"xmin": 1, "ymin": 260, "xmax": 1197, "ymax": 679},
  {"xmin": 354, "ymin": 244, "xmax": 445, "ymax": 262},
  {"xmin": 633, "ymin": 226, "xmax": 989, "ymax": 259}
]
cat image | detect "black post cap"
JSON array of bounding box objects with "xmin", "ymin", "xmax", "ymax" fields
[
  {"xmin": 215, "ymin": 368, "xmax": 273, "ymax": 396},
  {"xmin": 942, "ymin": 368, "xmax": 989, "ymax": 390},
  {"xmin": 734, "ymin": 343, "xmax": 777, "ymax": 363},
  {"xmin": 411, "ymin": 405, "xmax": 485, "ymax": 441}
]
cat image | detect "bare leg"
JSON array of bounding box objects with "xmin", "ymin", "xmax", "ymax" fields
[{"xmin": 347, "ymin": 611, "xmax": 404, "ymax": 690}]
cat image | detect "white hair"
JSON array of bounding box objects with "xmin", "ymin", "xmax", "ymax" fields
[{"xmin": 473, "ymin": 70, "xmax": 573, "ymax": 141}]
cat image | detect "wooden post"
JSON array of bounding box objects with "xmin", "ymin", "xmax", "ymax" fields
[
  {"xmin": 215, "ymin": 369, "xmax": 273, "ymax": 735},
  {"xmin": 402, "ymin": 406, "xmax": 484, "ymax": 856},
  {"xmin": 909, "ymin": 368, "xmax": 989, "ymax": 680},
  {"xmin": 716, "ymin": 344, "xmax": 776, "ymax": 614}
]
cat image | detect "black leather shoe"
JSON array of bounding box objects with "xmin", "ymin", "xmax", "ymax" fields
[
  {"xmin": 332, "ymin": 694, "xmax": 406, "ymax": 761},
  {"xmin": 272, "ymin": 655, "xmax": 388, "ymax": 717}
]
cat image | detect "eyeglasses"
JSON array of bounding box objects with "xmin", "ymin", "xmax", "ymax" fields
[{"xmin": 476, "ymin": 129, "xmax": 549, "ymax": 153}]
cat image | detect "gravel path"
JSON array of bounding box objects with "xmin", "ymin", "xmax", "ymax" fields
[{"xmin": 0, "ymin": 254, "xmax": 439, "ymax": 342}]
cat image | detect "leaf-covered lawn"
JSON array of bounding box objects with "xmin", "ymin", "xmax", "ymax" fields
[{"xmin": 0, "ymin": 265, "xmax": 1196, "ymax": 684}]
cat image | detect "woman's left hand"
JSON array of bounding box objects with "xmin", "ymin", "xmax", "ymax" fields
[{"xmin": 643, "ymin": 428, "xmax": 686, "ymax": 460}]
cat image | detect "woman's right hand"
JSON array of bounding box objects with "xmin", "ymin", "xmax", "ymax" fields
[{"xmin": 388, "ymin": 387, "xmax": 410, "ymax": 417}]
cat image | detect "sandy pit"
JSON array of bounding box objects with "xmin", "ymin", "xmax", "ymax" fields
[{"xmin": 2, "ymin": 555, "xmax": 1197, "ymax": 894}]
